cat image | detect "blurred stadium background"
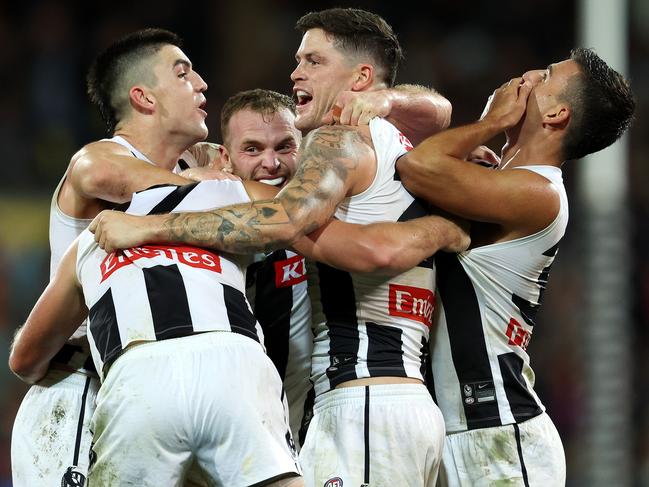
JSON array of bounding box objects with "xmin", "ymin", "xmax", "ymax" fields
[{"xmin": 0, "ymin": 1, "xmax": 646, "ymax": 485}]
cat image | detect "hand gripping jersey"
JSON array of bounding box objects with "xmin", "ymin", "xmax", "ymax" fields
[
  {"xmin": 430, "ymin": 165, "xmax": 568, "ymax": 433},
  {"xmin": 308, "ymin": 118, "xmax": 435, "ymax": 396},
  {"xmin": 76, "ymin": 180, "xmax": 262, "ymax": 380}
]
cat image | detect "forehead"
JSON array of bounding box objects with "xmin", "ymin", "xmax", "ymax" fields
[
  {"xmin": 155, "ymin": 44, "xmax": 191, "ymax": 67},
  {"xmin": 296, "ymin": 28, "xmax": 339, "ymax": 56},
  {"xmin": 226, "ymin": 107, "xmax": 299, "ymax": 142}
]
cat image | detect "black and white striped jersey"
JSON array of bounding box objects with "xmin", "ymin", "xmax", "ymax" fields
[
  {"xmin": 49, "ymin": 135, "xmax": 195, "ymax": 344},
  {"xmin": 309, "ymin": 117, "xmax": 435, "ymax": 397},
  {"xmin": 430, "ymin": 165, "xmax": 568, "ymax": 432},
  {"xmin": 76, "ymin": 180, "xmax": 263, "ymax": 380},
  {"xmin": 246, "ymin": 249, "xmax": 313, "ymax": 444}
]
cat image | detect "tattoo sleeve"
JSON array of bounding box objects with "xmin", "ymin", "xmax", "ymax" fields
[{"xmin": 159, "ymin": 125, "xmax": 372, "ymax": 254}]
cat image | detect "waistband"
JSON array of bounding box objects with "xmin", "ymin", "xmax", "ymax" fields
[{"xmin": 314, "ymin": 383, "xmax": 432, "ymax": 412}]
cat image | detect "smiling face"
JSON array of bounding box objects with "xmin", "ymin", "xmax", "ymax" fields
[
  {"xmin": 290, "ymin": 28, "xmax": 359, "ymax": 134},
  {"xmin": 222, "ymin": 107, "xmax": 301, "ymax": 188},
  {"xmin": 149, "ymin": 45, "xmax": 209, "ymax": 144}
]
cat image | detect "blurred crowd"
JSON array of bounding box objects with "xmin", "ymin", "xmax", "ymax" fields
[{"xmin": 0, "ymin": 1, "xmax": 647, "ymax": 485}]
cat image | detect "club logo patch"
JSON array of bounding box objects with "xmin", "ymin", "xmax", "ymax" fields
[
  {"xmin": 61, "ymin": 466, "xmax": 86, "ymax": 487},
  {"xmin": 324, "ymin": 477, "xmax": 343, "ymax": 487}
]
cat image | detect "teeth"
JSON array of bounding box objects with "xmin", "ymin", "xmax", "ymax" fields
[{"xmin": 259, "ymin": 177, "xmax": 285, "ymax": 186}]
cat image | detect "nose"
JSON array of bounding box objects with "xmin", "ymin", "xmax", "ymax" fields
[
  {"xmin": 522, "ymin": 69, "xmax": 544, "ymax": 86},
  {"xmin": 260, "ymin": 151, "xmax": 280, "ymax": 172},
  {"xmin": 290, "ymin": 62, "xmax": 305, "ymax": 82},
  {"xmin": 194, "ymin": 71, "xmax": 208, "ymax": 92}
]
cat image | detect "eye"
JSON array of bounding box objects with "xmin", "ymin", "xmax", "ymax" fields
[
  {"xmin": 244, "ymin": 146, "xmax": 260, "ymax": 154},
  {"xmin": 178, "ymin": 71, "xmax": 188, "ymax": 79},
  {"xmin": 308, "ymin": 59, "xmax": 319, "ymax": 66}
]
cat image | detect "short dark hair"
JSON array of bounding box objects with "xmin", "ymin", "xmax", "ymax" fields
[
  {"xmin": 295, "ymin": 8, "xmax": 403, "ymax": 87},
  {"xmin": 86, "ymin": 28, "xmax": 183, "ymax": 134},
  {"xmin": 560, "ymin": 47, "xmax": 635, "ymax": 160},
  {"xmin": 220, "ymin": 89, "xmax": 296, "ymax": 143}
]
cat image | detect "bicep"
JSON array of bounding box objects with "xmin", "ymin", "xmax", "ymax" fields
[
  {"xmin": 278, "ymin": 126, "xmax": 371, "ymax": 234},
  {"xmin": 71, "ymin": 144, "xmax": 190, "ymax": 203},
  {"xmin": 399, "ymin": 153, "xmax": 560, "ymax": 230}
]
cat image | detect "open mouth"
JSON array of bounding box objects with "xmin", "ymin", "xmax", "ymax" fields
[
  {"xmin": 294, "ymin": 90, "xmax": 313, "ymax": 108},
  {"xmin": 258, "ymin": 176, "xmax": 286, "ymax": 187}
]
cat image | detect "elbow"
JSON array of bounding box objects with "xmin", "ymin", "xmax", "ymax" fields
[
  {"xmin": 9, "ymin": 352, "xmax": 39, "ymax": 384},
  {"xmin": 398, "ymin": 154, "xmax": 434, "ymax": 199}
]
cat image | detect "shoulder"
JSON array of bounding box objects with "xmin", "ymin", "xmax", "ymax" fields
[{"xmin": 304, "ymin": 124, "xmax": 373, "ymax": 156}]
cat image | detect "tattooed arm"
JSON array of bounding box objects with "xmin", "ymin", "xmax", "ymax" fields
[{"xmin": 89, "ymin": 125, "xmax": 374, "ymax": 254}]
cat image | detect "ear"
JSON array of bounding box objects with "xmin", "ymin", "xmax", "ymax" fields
[
  {"xmin": 351, "ymin": 64, "xmax": 374, "ymax": 91},
  {"xmin": 128, "ymin": 86, "xmax": 155, "ymax": 114},
  {"xmin": 219, "ymin": 144, "xmax": 232, "ymax": 165},
  {"xmin": 542, "ymin": 103, "xmax": 570, "ymax": 130}
]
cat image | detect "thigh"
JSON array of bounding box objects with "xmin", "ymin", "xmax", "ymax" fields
[
  {"xmin": 439, "ymin": 414, "xmax": 565, "ymax": 487},
  {"xmin": 300, "ymin": 386, "xmax": 445, "ymax": 487},
  {"xmin": 88, "ymin": 360, "xmax": 192, "ymax": 487},
  {"xmin": 12, "ymin": 371, "xmax": 98, "ymax": 487},
  {"xmin": 192, "ymin": 336, "xmax": 301, "ymax": 487}
]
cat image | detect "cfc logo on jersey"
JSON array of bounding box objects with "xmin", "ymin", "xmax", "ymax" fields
[
  {"xmin": 388, "ymin": 284, "xmax": 435, "ymax": 327},
  {"xmin": 274, "ymin": 254, "xmax": 307, "ymax": 288},
  {"xmin": 324, "ymin": 478, "xmax": 343, "ymax": 487},
  {"xmin": 101, "ymin": 245, "xmax": 222, "ymax": 282}
]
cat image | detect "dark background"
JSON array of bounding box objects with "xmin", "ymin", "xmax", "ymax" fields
[{"xmin": 0, "ymin": 1, "xmax": 647, "ymax": 485}]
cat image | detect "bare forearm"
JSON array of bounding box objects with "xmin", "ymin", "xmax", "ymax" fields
[
  {"xmin": 297, "ymin": 215, "xmax": 469, "ymax": 275},
  {"xmin": 387, "ymin": 84, "xmax": 452, "ymax": 145}
]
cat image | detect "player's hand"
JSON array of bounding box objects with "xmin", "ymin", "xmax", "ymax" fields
[
  {"xmin": 186, "ymin": 142, "xmax": 227, "ymax": 169},
  {"xmin": 439, "ymin": 214, "xmax": 471, "ymax": 253},
  {"xmin": 466, "ymin": 145, "xmax": 501, "ymax": 169},
  {"xmin": 322, "ymin": 90, "xmax": 392, "ymax": 126},
  {"xmin": 178, "ymin": 167, "xmax": 241, "ymax": 182},
  {"xmin": 480, "ymin": 77, "xmax": 533, "ymax": 129},
  {"xmin": 89, "ymin": 211, "xmax": 155, "ymax": 253}
]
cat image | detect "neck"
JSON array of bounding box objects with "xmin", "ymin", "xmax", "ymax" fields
[
  {"xmin": 500, "ymin": 117, "xmax": 564, "ymax": 169},
  {"xmin": 113, "ymin": 122, "xmax": 196, "ymax": 170}
]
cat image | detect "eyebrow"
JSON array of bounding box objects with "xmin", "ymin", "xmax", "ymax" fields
[{"xmin": 173, "ymin": 59, "xmax": 192, "ymax": 70}]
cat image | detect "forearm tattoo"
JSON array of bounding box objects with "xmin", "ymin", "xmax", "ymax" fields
[{"xmin": 162, "ymin": 125, "xmax": 372, "ymax": 254}]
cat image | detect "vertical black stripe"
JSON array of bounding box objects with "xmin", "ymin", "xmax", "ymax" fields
[
  {"xmin": 513, "ymin": 423, "xmax": 530, "ymax": 486},
  {"xmin": 364, "ymin": 386, "xmax": 371, "ymax": 484},
  {"xmin": 88, "ymin": 289, "xmax": 123, "ymax": 367},
  {"xmin": 177, "ymin": 158, "xmax": 190, "ymax": 170},
  {"xmin": 143, "ymin": 264, "xmax": 194, "ymax": 339},
  {"xmin": 422, "ymin": 335, "xmax": 437, "ymax": 402},
  {"xmin": 298, "ymin": 383, "xmax": 315, "ymax": 446},
  {"xmin": 397, "ymin": 199, "xmax": 434, "ymax": 269},
  {"xmin": 223, "ymin": 283, "xmax": 259, "ymax": 342},
  {"xmin": 498, "ymin": 353, "xmax": 542, "ymax": 421},
  {"xmin": 316, "ymin": 263, "xmax": 360, "ymax": 386},
  {"xmin": 148, "ymin": 183, "xmax": 199, "ymax": 214},
  {"xmin": 436, "ymin": 252, "xmax": 501, "ymax": 429},
  {"xmin": 366, "ymin": 322, "xmax": 407, "ymax": 378},
  {"xmin": 72, "ymin": 376, "xmax": 91, "ymax": 465},
  {"xmin": 251, "ymin": 251, "xmax": 292, "ymax": 379}
]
